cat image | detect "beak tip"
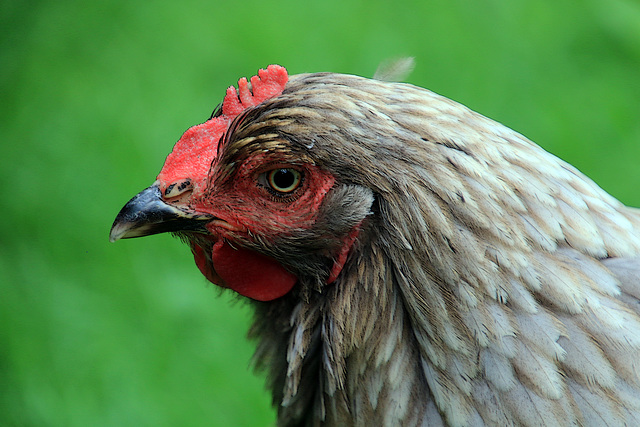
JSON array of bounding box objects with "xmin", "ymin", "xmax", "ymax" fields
[{"xmin": 109, "ymin": 223, "xmax": 126, "ymax": 242}]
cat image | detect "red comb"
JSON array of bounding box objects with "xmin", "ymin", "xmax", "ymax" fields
[
  {"xmin": 156, "ymin": 65, "xmax": 289, "ymax": 187},
  {"xmin": 222, "ymin": 65, "xmax": 289, "ymax": 116}
]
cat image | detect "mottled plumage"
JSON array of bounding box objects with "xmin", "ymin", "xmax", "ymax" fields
[{"xmin": 111, "ymin": 66, "xmax": 640, "ymax": 426}]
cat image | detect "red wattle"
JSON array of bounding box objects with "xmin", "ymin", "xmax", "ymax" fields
[
  {"xmin": 208, "ymin": 240, "xmax": 297, "ymax": 301},
  {"xmin": 192, "ymin": 244, "xmax": 223, "ymax": 285}
]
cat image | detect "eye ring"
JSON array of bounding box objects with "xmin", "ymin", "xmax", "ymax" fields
[{"xmin": 267, "ymin": 168, "xmax": 302, "ymax": 193}]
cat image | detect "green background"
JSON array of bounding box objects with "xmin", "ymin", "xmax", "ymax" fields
[{"xmin": 2, "ymin": 0, "xmax": 639, "ymax": 425}]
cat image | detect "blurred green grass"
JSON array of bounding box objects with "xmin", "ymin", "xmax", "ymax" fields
[{"xmin": 1, "ymin": 0, "xmax": 639, "ymax": 425}]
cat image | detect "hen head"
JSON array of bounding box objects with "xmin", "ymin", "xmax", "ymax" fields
[{"xmin": 110, "ymin": 65, "xmax": 371, "ymax": 301}]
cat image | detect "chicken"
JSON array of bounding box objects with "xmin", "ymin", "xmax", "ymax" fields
[{"xmin": 110, "ymin": 64, "xmax": 640, "ymax": 426}]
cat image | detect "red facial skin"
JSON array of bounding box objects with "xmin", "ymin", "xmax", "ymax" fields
[
  {"xmin": 190, "ymin": 160, "xmax": 336, "ymax": 301},
  {"xmin": 154, "ymin": 65, "xmax": 357, "ymax": 301}
]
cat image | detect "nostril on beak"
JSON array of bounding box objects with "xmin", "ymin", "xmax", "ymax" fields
[{"xmin": 164, "ymin": 179, "xmax": 193, "ymax": 198}]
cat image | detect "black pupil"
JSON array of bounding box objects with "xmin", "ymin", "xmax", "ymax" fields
[{"xmin": 273, "ymin": 169, "xmax": 295, "ymax": 189}]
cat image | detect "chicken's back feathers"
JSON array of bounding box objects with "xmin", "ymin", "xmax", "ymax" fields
[{"xmin": 243, "ymin": 72, "xmax": 640, "ymax": 426}]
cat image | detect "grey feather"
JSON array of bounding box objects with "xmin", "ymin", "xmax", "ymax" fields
[
  {"xmin": 373, "ymin": 57, "xmax": 416, "ymax": 82},
  {"xmin": 234, "ymin": 72, "xmax": 640, "ymax": 426}
]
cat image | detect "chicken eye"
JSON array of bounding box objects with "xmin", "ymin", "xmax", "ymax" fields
[{"xmin": 267, "ymin": 169, "xmax": 302, "ymax": 193}]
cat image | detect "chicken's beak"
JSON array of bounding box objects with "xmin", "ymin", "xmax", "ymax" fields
[{"xmin": 109, "ymin": 184, "xmax": 212, "ymax": 242}]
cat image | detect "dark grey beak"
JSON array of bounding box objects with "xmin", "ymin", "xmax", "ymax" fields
[{"xmin": 109, "ymin": 184, "xmax": 212, "ymax": 242}]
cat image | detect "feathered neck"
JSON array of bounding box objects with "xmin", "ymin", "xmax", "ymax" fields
[{"xmin": 247, "ymin": 218, "xmax": 448, "ymax": 426}]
